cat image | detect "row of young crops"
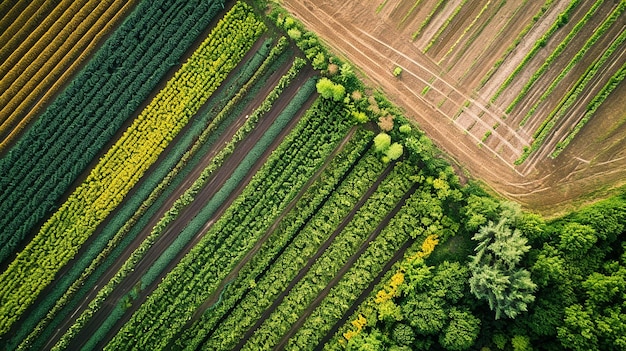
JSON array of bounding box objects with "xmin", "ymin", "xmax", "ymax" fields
[{"xmin": 482, "ymin": 0, "xmax": 626, "ymax": 164}]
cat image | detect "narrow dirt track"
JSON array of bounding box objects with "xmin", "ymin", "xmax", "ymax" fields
[{"xmin": 283, "ymin": 0, "xmax": 626, "ymax": 214}]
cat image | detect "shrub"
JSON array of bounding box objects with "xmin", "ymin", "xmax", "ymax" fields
[
  {"xmin": 374, "ymin": 133, "xmax": 391, "ymax": 152},
  {"xmin": 393, "ymin": 66, "xmax": 403, "ymax": 77}
]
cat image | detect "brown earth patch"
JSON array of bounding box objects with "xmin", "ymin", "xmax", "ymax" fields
[{"xmin": 282, "ymin": 0, "xmax": 626, "ymax": 215}]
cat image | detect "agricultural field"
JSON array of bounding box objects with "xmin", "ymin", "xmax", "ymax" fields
[
  {"xmin": 284, "ymin": 0, "xmax": 626, "ymax": 212},
  {"xmin": 1, "ymin": 0, "xmax": 625, "ymax": 351}
]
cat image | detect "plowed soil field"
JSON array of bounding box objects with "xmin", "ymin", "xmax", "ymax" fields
[{"xmin": 283, "ymin": 0, "xmax": 626, "ymax": 215}]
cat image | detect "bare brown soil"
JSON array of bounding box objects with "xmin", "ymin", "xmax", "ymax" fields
[{"xmin": 283, "ymin": 0, "xmax": 626, "ymax": 215}]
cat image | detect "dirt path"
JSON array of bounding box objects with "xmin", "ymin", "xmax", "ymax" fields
[
  {"xmin": 233, "ymin": 161, "xmax": 395, "ymax": 350},
  {"xmin": 283, "ymin": 0, "xmax": 626, "ymax": 215}
]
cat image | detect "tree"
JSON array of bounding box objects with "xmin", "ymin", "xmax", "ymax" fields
[
  {"xmin": 315, "ymin": 77, "xmax": 344, "ymax": 101},
  {"xmin": 557, "ymin": 304, "xmax": 598, "ymax": 351},
  {"xmin": 351, "ymin": 110, "xmax": 368, "ymax": 124},
  {"xmin": 331, "ymin": 82, "xmax": 345, "ymax": 101},
  {"xmin": 340, "ymin": 62, "xmax": 353, "ymax": 83},
  {"xmin": 287, "ymin": 28, "xmax": 301, "ymax": 40},
  {"xmin": 386, "ymin": 143, "xmax": 403, "ymax": 161},
  {"xmin": 312, "ymin": 52, "xmax": 327, "ymax": 70},
  {"xmin": 511, "ymin": 335, "xmax": 532, "ymax": 351},
  {"xmin": 346, "ymin": 330, "xmax": 386, "ymax": 351},
  {"xmin": 462, "ymin": 194, "xmax": 500, "ymax": 231},
  {"xmin": 377, "ymin": 299, "xmax": 403, "ymax": 324},
  {"xmin": 431, "ymin": 261, "xmax": 469, "ymax": 303},
  {"xmin": 469, "ymin": 219, "xmax": 537, "ymax": 319},
  {"xmin": 392, "ymin": 323, "xmax": 415, "ymax": 346},
  {"xmin": 402, "ymin": 294, "xmax": 447, "ymax": 335},
  {"xmin": 374, "ymin": 133, "xmax": 391, "ymax": 153},
  {"xmin": 558, "ymin": 222, "xmax": 597, "ymax": 257},
  {"xmin": 438, "ymin": 308, "xmax": 481, "ymax": 350},
  {"xmin": 531, "ymin": 244, "xmax": 565, "ymax": 287}
]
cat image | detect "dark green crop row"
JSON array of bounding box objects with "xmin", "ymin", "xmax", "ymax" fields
[{"xmin": 0, "ymin": 0, "xmax": 226, "ymax": 265}]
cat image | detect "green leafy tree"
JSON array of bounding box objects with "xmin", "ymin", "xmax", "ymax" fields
[
  {"xmin": 351, "ymin": 110, "xmax": 368, "ymax": 124},
  {"xmin": 558, "ymin": 222, "xmax": 597, "ymax": 257},
  {"xmin": 511, "ymin": 335, "xmax": 533, "ymax": 351},
  {"xmin": 386, "ymin": 143, "xmax": 403, "ymax": 161},
  {"xmin": 374, "ymin": 133, "xmax": 391, "ymax": 153},
  {"xmin": 392, "ymin": 323, "xmax": 415, "ymax": 346},
  {"xmin": 438, "ymin": 308, "xmax": 481, "ymax": 350},
  {"xmin": 399, "ymin": 124, "xmax": 411, "ymax": 134},
  {"xmin": 402, "ymin": 294, "xmax": 447, "ymax": 334},
  {"xmin": 557, "ymin": 304, "xmax": 598, "ymax": 350},
  {"xmin": 346, "ymin": 330, "xmax": 386, "ymax": 351},
  {"xmin": 340, "ymin": 62, "xmax": 354, "ymax": 83},
  {"xmin": 331, "ymin": 82, "xmax": 345, "ymax": 101},
  {"xmin": 316, "ymin": 77, "xmax": 335, "ymax": 99},
  {"xmin": 469, "ymin": 219, "xmax": 537, "ymax": 319},
  {"xmin": 378, "ymin": 299, "xmax": 403, "ymax": 324},
  {"xmin": 531, "ymin": 244, "xmax": 565, "ymax": 287},
  {"xmin": 462, "ymin": 194, "xmax": 500, "ymax": 231},
  {"xmin": 312, "ymin": 52, "xmax": 327, "ymax": 70},
  {"xmin": 283, "ymin": 16, "xmax": 296, "ymax": 29},
  {"xmin": 431, "ymin": 261, "xmax": 469, "ymax": 303},
  {"xmin": 287, "ymin": 28, "xmax": 301, "ymax": 40}
]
